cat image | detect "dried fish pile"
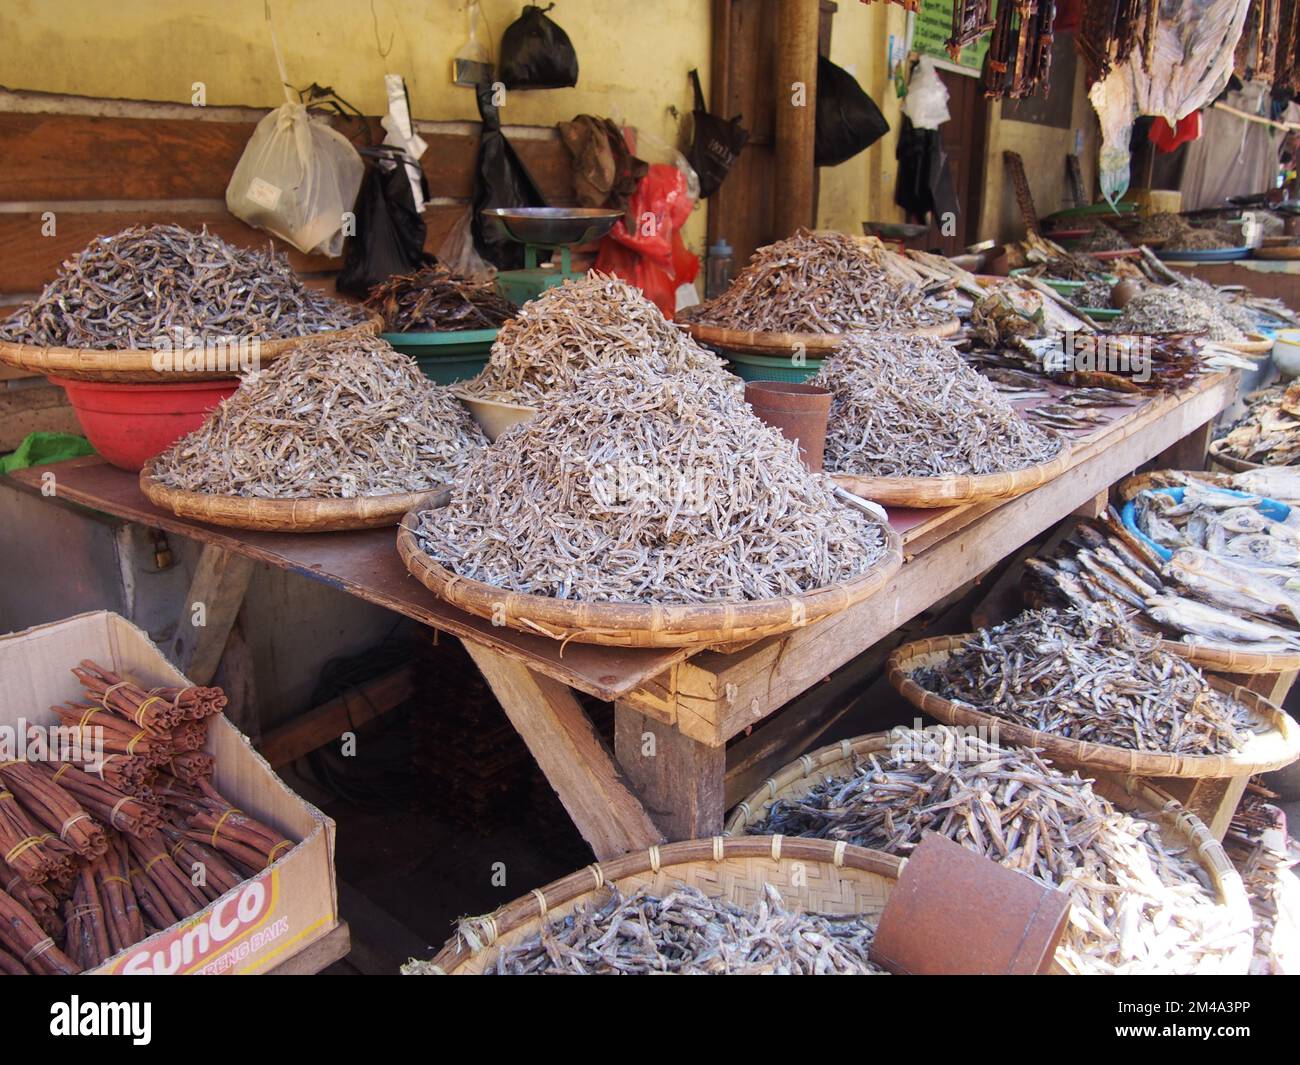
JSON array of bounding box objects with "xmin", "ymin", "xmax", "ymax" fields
[
  {"xmin": 364, "ymin": 264, "xmax": 516, "ymax": 332},
  {"xmin": 812, "ymin": 332, "xmax": 1063, "ymax": 478},
  {"xmin": 1165, "ymin": 227, "xmax": 1236, "ymax": 252},
  {"xmin": 151, "ymin": 334, "xmax": 486, "ymax": 498},
  {"xmin": 748, "ymin": 726, "xmax": 1246, "ymax": 974},
  {"xmin": 415, "ymin": 367, "xmax": 888, "ymax": 604},
  {"xmin": 1224, "ymin": 788, "xmax": 1298, "ymax": 975},
  {"xmin": 1115, "ymin": 288, "xmax": 1247, "ymax": 342},
  {"xmin": 0, "ymin": 224, "xmax": 367, "ymax": 349},
  {"xmin": 413, "ymin": 883, "xmax": 886, "ymax": 975},
  {"xmin": 1010, "ymin": 232, "xmax": 1112, "ymax": 282},
  {"xmin": 1175, "ymin": 276, "xmax": 1260, "ymax": 335},
  {"xmin": 1075, "ymin": 224, "xmax": 1132, "ymax": 253},
  {"xmin": 1219, "ymin": 383, "xmax": 1300, "ymax": 465},
  {"xmin": 916, "ymin": 604, "xmax": 1254, "ymax": 755},
  {"xmin": 1131, "ymin": 212, "xmax": 1195, "ymax": 244},
  {"xmin": 687, "ymin": 230, "xmax": 945, "ymax": 334},
  {"xmin": 461, "ymin": 273, "xmax": 730, "ymax": 404},
  {"xmin": 1076, "ymin": 278, "xmax": 1119, "ymax": 308}
]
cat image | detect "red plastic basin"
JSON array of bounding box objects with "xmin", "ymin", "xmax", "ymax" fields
[{"xmin": 48, "ymin": 377, "xmax": 239, "ymax": 472}]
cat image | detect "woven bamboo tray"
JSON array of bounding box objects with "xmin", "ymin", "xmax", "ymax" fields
[
  {"xmin": 395, "ymin": 498, "xmax": 904, "ymax": 648},
  {"xmin": 885, "ymin": 636, "xmax": 1300, "ymax": 777},
  {"xmin": 423, "ymin": 836, "xmax": 903, "ymax": 974},
  {"xmin": 684, "ymin": 315, "xmax": 961, "ymax": 357},
  {"xmin": 830, "ymin": 435, "xmax": 1071, "ymax": 508},
  {"xmin": 1252, "ymin": 245, "xmax": 1300, "ymax": 261},
  {"xmin": 1219, "ymin": 333, "xmax": 1274, "ymax": 356},
  {"xmin": 723, "ymin": 729, "xmax": 1252, "ymax": 974},
  {"xmin": 139, "ymin": 468, "xmax": 442, "ymax": 533},
  {"xmin": 0, "ymin": 318, "xmax": 381, "ymax": 384},
  {"xmin": 1207, "ymin": 437, "xmax": 1264, "ymax": 472}
]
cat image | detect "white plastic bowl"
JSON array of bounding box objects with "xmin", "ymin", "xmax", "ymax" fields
[
  {"xmin": 451, "ymin": 389, "xmax": 538, "ymax": 442},
  {"xmin": 1274, "ymin": 329, "xmax": 1300, "ymax": 379}
]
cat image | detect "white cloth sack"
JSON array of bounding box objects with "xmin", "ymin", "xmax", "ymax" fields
[{"xmin": 226, "ymin": 102, "xmax": 364, "ymax": 258}]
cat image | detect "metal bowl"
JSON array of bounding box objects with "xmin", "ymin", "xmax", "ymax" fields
[
  {"xmin": 481, "ymin": 207, "xmax": 624, "ymax": 248},
  {"xmin": 862, "ymin": 220, "xmax": 930, "ymax": 240}
]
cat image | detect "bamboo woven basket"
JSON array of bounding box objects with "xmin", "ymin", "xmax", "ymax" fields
[
  {"xmin": 1207, "ymin": 438, "xmax": 1264, "ymax": 473},
  {"xmin": 396, "ymin": 499, "xmax": 904, "ymax": 648},
  {"xmin": 1113, "ymin": 469, "xmax": 1300, "ymax": 672},
  {"xmin": 684, "ymin": 316, "xmax": 961, "ymax": 357},
  {"xmin": 885, "ymin": 635, "xmax": 1300, "ymax": 778},
  {"xmin": 831, "ymin": 435, "xmax": 1071, "ymax": 508},
  {"xmin": 0, "ymin": 318, "xmax": 381, "ymax": 384},
  {"xmin": 421, "ymin": 836, "xmax": 902, "ymax": 974},
  {"xmin": 139, "ymin": 468, "xmax": 442, "ymax": 533},
  {"xmin": 723, "ymin": 730, "xmax": 1253, "ymax": 974}
]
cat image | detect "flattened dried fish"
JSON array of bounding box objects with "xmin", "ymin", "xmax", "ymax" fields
[{"xmin": 364, "ymin": 264, "xmax": 516, "ymax": 332}]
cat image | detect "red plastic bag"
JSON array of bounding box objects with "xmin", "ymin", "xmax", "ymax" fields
[
  {"xmin": 1149, "ymin": 112, "xmax": 1201, "ymax": 153},
  {"xmin": 595, "ymin": 163, "xmax": 698, "ymax": 316}
]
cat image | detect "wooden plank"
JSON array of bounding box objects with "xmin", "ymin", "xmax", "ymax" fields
[
  {"xmin": 6, "ymin": 458, "xmax": 690, "ymax": 701},
  {"xmin": 625, "ymin": 372, "xmax": 1237, "ymax": 745},
  {"xmin": 462, "ymin": 642, "xmax": 664, "ymax": 860},
  {"xmin": 167, "ymin": 544, "xmax": 255, "ymax": 685},
  {"xmin": 614, "ymin": 704, "xmax": 726, "ymax": 839},
  {"xmin": 258, "ymin": 666, "xmax": 414, "ymax": 768},
  {"xmin": 1152, "ymin": 417, "xmax": 1213, "ymax": 472},
  {"xmin": 264, "ymin": 922, "xmax": 351, "ymax": 975},
  {"xmin": 772, "ymin": 0, "xmax": 819, "ymax": 236}
]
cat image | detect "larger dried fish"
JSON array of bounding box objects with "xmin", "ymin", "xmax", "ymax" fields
[
  {"xmin": 460, "ymin": 273, "xmax": 730, "ymax": 405},
  {"xmin": 686, "ymin": 230, "xmax": 946, "ymax": 334},
  {"xmin": 812, "ymin": 332, "xmax": 1063, "ymax": 478},
  {"xmin": 748, "ymin": 726, "xmax": 1248, "ymax": 974},
  {"xmin": 917, "ymin": 604, "xmax": 1254, "ymax": 755},
  {"xmin": 150, "ymin": 335, "xmax": 486, "ymax": 498},
  {"xmin": 364, "ymin": 264, "xmax": 516, "ymax": 332},
  {"xmin": 415, "ymin": 367, "xmax": 888, "ymax": 605},
  {"xmin": 0, "ymin": 224, "xmax": 366, "ymax": 349},
  {"xmin": 410, "ymin": 883, "xmax": 886, "ymax": 975}
]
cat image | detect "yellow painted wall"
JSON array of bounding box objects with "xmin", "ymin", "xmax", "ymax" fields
[
  {"xmin": 816, "ymin": 2, "xmax": 909, "ymax": 232},
  {"xmin": 0, "ymin": 0, "xmax": 712, "ymax": 246}
]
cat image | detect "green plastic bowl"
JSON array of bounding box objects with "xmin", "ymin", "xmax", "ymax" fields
[
  {"xmin": 381, "ymin": 330, "xmax": 497, "ymax": 385},
  {"xmin": 1008, "ymin": 270, "xmax": 1119, "ymax": 295},
  {"xmin": 725, "ymin": 352, "xmax": 823, "ymax": 383},
  {"xmin": 1079, "ymin": 307, "xmax": 1123, "ymax": 321}
]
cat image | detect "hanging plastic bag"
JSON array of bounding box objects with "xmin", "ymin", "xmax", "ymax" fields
[
  {"xmin": 595, "ymin": 163, "xmax": 698, "ymax": 316},
  {"xmin": 471, "ymin": 84, "xmax": 548, "ymax": 271},
  {"xmin": 336, "ymin": 147, "xmax": 431, "ymax": 297},
  {"xmin": 498, "ymin": 4, "xmax": 579, "ymax": 90},
  {"xmin": 225, "ymin": 13, "xmax": 364, "ymax": 256},
  {"xmin": 902, "ymin": 57, "xmax": 950, "ymax": 131},
  {"xmin": 438, "ymin": 208, "xmax": 496, "ymax": 283},
  {"xmin": 684, "ymin": 69, "xmax": 748, "ymax": 199},
  {"xmin": 815, "ymin": 55, "xmax": 890, "ymax": 167}
]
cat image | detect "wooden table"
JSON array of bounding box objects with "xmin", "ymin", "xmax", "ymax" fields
[{"xmin": 8, "ymin": 371, "xmax": 1242, "ymax": 855}]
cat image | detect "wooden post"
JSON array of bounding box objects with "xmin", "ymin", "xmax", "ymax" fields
[
  {"xmin": 615, "ymin": 704, "xmax": 727, "ymax": 840},
  {"xmin": 773, "ymin": 0, "xmax": 819, "ymax": 237},
  {"xmin": 168, "ymin": 544, "xmax": 256, "ymax": 685}
]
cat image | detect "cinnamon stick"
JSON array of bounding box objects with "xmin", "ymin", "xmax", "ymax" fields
[{"xmin": 0, "ymin": 889, "xmax": 77, "ymax": 975}]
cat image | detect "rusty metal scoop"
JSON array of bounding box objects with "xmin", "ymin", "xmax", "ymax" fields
[{"xmin": 869, "ymin": 832, "xmax": 1072, "ymax": 975}]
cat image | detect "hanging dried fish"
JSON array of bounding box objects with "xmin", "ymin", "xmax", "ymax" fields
[
  {"xmin": 748, "ymin": 726, "xmax": 1247, "ymax": 974},
  {"xmin": 0, "ymin": 224, "xmax": 367, "ymax": 349},
  {"xmin": 415, "ymin": 368, "xmax": 889, "ymax": 605},
  {"xmin": 812, "ymin": 332, "xmax": 1063, "ymax": 478},
  {"xmin": 685, "ymin": 230, "xmax": 947, "ymax": 334},
  {"xmin": 460, "ymin": 273, "xmax": 731, "ymax": 405},
  {"xmin": 150, "ymin": 335, "xmax": 486, "ymax": 499},
  {"xmin": 948, "ymin": 0, "xmax": 997, "ymax": 59},
  {"xmin": 364, "ymin": 264, "xmax": 516, "ymax": 332},
  {"xmin": 917, "ymin": 603, "xmax": 1255, "ymax": 754},
  {"xmin": 409, "ymin": 883, "xmax": 887, "ymax": 975}
]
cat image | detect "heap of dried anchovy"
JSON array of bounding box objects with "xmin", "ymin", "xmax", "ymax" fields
[
  {"xmin": 1075, "ymin": 224, "xmax": 1133, "ymax": 253},
  {"xmin": 812, "ymin": 332, "xmax": 1063, "ymax": 478},
  {"xmin": 461, "ymin": 273, "xmax": 730, "ymax": 404},
  {"xmin": 415, "ymin": 367, "xmax": 888, "ymax": 603},
  {"xmin": 1131, "ymin": 212, "xmax": 1193, "ymax": 245},
  {"xmin": 150, "ymin": 335, "xmax": 486, "ymax": 498},
  {"xmin": 364, "ymin": 264, "xmax": 516, "ymax": 332},
  {"xmin": 749, "ymin": 726, "xmax": 1247, "ymax": 974},
  {"xmin": 1165, "ymin": 227, "xmax": 1236, "ymax": 252},
  {"xmin": 1076, "ymin": 278, "xmax": 1119, "ymax": 308},
  {"xmin": 687, "ymin": 229, "xmax": 945, "ymax": 334},
  {"xmin": 1115, "ymin": 288, "xmax": 1247, "ymax": 342},
  {"xmin": 916, "ymin": 604, "xmax": 1254, "ymax": 754},
  {"xmin": 1176, "ymin": 276, "xmax": 1261, "ymax": 335},
  {"xmin": 424, "ymin": 883, "xmax": 886, "ymax": 975},
  {"xmin": 0, "ymin": 224, "xmax": 367, "ymax": 349}
]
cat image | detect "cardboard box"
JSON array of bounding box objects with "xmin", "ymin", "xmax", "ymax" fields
[{"xmin": 0, "ymin": 610, "xmax": 338, "ymax": 974}]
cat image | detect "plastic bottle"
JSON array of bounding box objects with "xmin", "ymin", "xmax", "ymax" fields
[{"xmin": 705, "ymin": 239, "xmax": 734, "ymax": 299}]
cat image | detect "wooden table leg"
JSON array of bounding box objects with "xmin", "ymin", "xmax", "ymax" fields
[
  {"xmin": 614, "ymin": 703, "xmax": 726, "ymax": 840},
  {"xmin": 462, "ymin": 641, "xmax": 664, "ymax": 859},
  {"xmin": 1152, "ymin": 418, "xmax": 1214, "ymax": 472},
  {"xmin": 168, "ymin": 544, "xmax": 256, "ymax": 685}
]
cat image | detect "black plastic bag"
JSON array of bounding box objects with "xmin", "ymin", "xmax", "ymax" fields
[
  {"xmin": 499, "ymin": 4, "xmax": 579, "ymax": 90},
  {"xmin": 815, "ymin": 55, "xmax": 889, "ymax": 167},
  {"xmin": 685, "ymin": 69, "xmax": 748, "ymax": 199},
  {"xmin": 336, "ymin": 147, "xmax": 430, "ymax": 297},
  {"xmin": 470, "ymin": 84, "xmax": 547, "ymax": 271}
]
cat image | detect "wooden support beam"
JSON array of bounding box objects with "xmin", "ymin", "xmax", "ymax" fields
[
  {"xmin": 1152, "ymin": 418, "xmax": 1214, "ymax": 472},
  {"xmin": 257, "ymin": 666, "xmax": 415, "ymax": 768},
  {"xmin": 615, "ymin": 704, "xmax": 726, "ymax": 840},
  {"xmin": 167, "ymin": 544, "xmax": 255, "ymax": 684},
  {"xmin": 773, "ymin": 0, "xmax": 819, "ymax": 236},
  {"xmin": 462, "ymin": 641, "xmax": 664, "ymax": 859}
]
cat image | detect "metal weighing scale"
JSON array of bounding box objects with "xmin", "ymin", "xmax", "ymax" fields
[{"xmin": 482, "ymin": 207, "xmax": 624, "ymax": 306}]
